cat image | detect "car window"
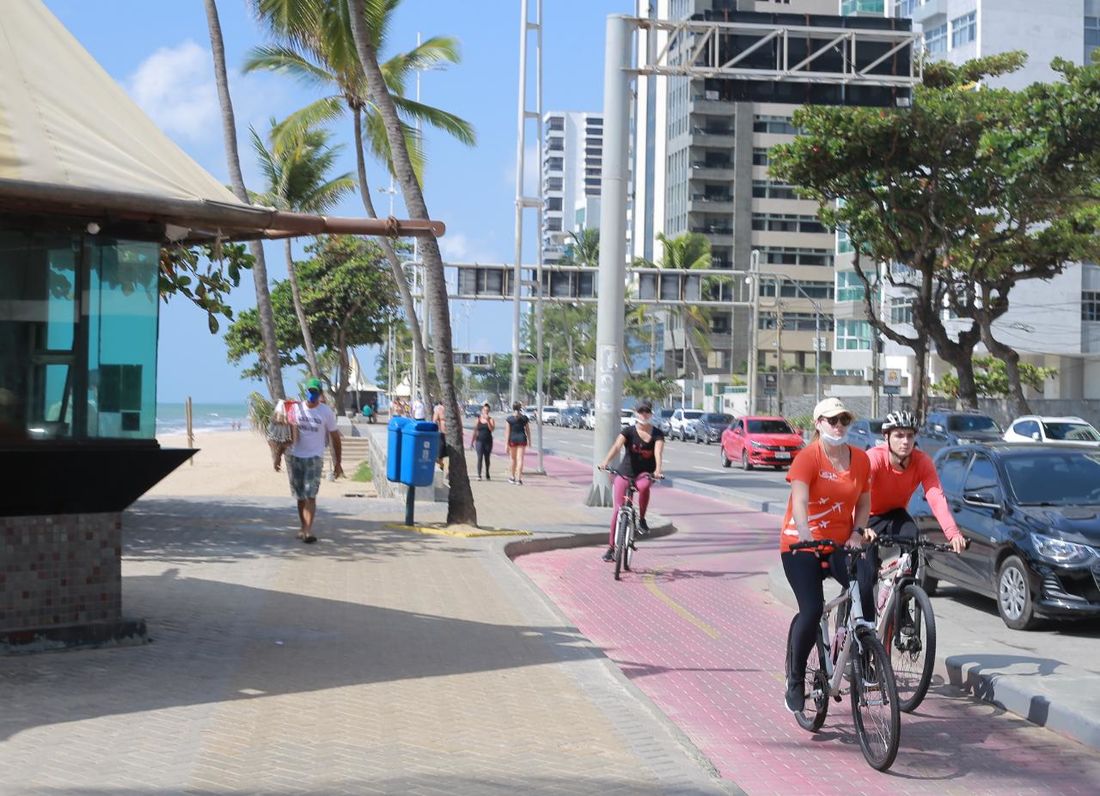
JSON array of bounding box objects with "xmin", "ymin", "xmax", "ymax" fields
[
  {"xmin": 1042, "ymin": 421, "xmax": 1100, "ymax": 442},
  {"xmin": 747, "ymin": 419, "xmax": 794, "ymax": 434},
  {"xmin": 704, "ymin": 413, "xmax": 731, "ymax": 423},
  {"xmin": 937, "ymin": 450, "xmax": 971, "ymax": 495},
  {"xmin": 660, "ymin": 409, "xmax": 674, "ymax": 419},
  {"xmin": 1003, "ymin": 451, "xmax": 1100, "ymax": 505},
  {"xmin": 683, "ymin": 410, "xmax": 703, "ymax": 420},
  {"xmin": 947, "ymin": 415, "xmax": 1000, "ymax": 433},
  {"xmin": 964, "ymin": 455, "xmax": 1002, "ymax": 501},
  {"xmin": 1013, "ymin": 420, "xmax": 1040, "ymax": 438},
  {"xmin": 868, "ymin": 420, "xmax": 885, "ymax": 434}
]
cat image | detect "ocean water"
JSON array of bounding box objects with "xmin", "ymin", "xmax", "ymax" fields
[{"xmin": 156, "ymin": 402, "xmax": 250, "ymax": 436}]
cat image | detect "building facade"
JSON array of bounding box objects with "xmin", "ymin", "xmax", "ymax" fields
[
  {"xmin": 542, "ymin": 111, "xmax": 604, "ymax": 265},
  {"xmin": 833, "ymin": 0, "xmax": 1100, "ymax": 401},
  {"xmin": 632, "ymin": 0, "xmax": 839, "ymax": 385}
]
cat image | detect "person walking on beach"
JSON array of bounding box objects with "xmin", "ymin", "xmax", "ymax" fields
[
  {"xmin": 469, "ymin": 402, "xmax": 495, "ymax": 480},
  {"xmin": 505, "ymin": 402, "xmax": 530, "ymax": 484},
  {"xmin": 287, "ymin": 378, "xmax": 343, "ymax": 543}
]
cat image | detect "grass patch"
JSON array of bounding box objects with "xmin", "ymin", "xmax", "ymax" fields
[{"xmin": 351, "ymin": 461, "xmax": 373, "ymax": 482}]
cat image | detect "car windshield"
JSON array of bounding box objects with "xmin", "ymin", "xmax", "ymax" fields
[
  {"xmin": 1042, "ymin": 421, "xmax": 1100, "ymax": 442},
  {"xmin": 683, "ymin": 410, "xmax": 703, "ymax": 420},
  {"xmin": 868, "ymin": 420, "xmax": 885, "ymax": 434},
  {"xmin": 660, "ymin": 409, "xmax": 674, "ymax": 419},
  {"xmin": 704, "ymin": 413, "xmax": 732, "ymax": 424},
  {"xmin": 947, "ymin": 415, "xmax": 1000, "ymax": 433},
  {"xmin": 1003, "ymin": 451, "xmax": 1100, "ymax": 505},
  {"xmin": 747, "ymin": 419, "xmax": 794, "ymax": 434}
]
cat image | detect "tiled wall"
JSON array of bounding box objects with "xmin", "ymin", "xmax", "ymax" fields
[{"xmin": 1, "ymin": 512, "xmax": 121, "ymax": 633}]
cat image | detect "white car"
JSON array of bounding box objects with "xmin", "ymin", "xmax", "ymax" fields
[
  {"xmin": 540, "ymin": 406, "xmax": 561, "ymax": 426},
  {"xmin": 1003, "ymin": 415, "xmax": 1100, "ymax": 446},
  {"xmin": 582, "ymin": 409, "xmax": 596, "ymax": 430},
  {"xmin": 669, "ymin": 408, "xmax": 704, "ymax": 441},
  {"xmin": 620, "ymin": 409, "xmax": 636, "ymax": 428}
]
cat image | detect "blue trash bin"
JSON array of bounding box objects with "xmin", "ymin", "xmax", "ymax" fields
[
  {"xmin": 399, "ymin": 421, "xmax": 439, "ymax": 487},
  {"xmin": 386, "ymin": 416, "xmax": 411, "ymax": 482}
]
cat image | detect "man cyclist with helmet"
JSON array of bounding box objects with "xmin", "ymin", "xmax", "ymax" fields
[{"xmin": 857, "ymin": 410, "xmax": 966, "ymax": 619}]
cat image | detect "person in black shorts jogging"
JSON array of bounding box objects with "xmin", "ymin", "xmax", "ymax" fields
[
  {"xmin": 598, "ymin": 400, "xmax": 665, "ymax": 561},
  {"xmin": 469, "ymin": 402, "xmax": 496, "ymax": 480},
  {"xmin": 505, "ymin": 402, "xmax": 530, "ymax": 484}
]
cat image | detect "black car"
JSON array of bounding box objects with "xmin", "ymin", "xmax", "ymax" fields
[
  {"xmin": 916, "ymin": 410, "xmax": 1003, "ymax": 456},
  {"xmin": 909, "ymin": 443, "xmax": 1100, "ymax": 630},
  {"xmin": 849, "ymin": 418, "xmax": 886, "ymax": 451},
  {"xmin": 693, "ymin": 412, "xmax": 733, "ymax": 445}
]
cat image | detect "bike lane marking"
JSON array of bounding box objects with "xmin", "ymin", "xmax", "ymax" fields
[{"xmin": 518, "ymin": 454, "xmax": 1100, "ymax": 795}]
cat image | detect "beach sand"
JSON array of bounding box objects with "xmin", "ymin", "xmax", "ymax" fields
[{"xmin": 150, "ymin": 430, "xmax": 371, "ymax": 498}]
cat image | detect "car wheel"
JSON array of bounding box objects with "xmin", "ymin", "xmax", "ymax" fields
[
  {"xmin": 695, "ymin": 433, "xmax": 701, "ymax": 444},
  {"xmin": 997, "ymin": 555, "xmax": 1039, "ymax": 630},
  {"xmin": 721, "ymin": 448, "xmax": 731, "ymax": 468},
  {"xmin": 742, "ymin": 450, "xmax": 753, "ymax": 471}
]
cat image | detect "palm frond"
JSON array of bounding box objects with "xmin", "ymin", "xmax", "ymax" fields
[
  {"xmin": 391, "ymin": 96, "xmax": 476, "ymax": 146},
  {"xmin": 243, "ymin": 44, "xmax": 333, "ymax": 88}
]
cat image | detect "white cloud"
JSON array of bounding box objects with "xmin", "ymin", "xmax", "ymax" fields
[
  {"xmin": 128, "ymin": 41, "xmax": 219, "ymax": 141},
  {"xmin": 439, "ymin": 231, "xmax": 497, "ymax": 264}
]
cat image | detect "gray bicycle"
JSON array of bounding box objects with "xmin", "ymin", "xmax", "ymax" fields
[
  {"xmin": 784, "ymin": 539, "xmax": 902, "ymax": 771},
  {"xmin": 603, "ymin": 467, "xmax": 659, "ymax": 581}
]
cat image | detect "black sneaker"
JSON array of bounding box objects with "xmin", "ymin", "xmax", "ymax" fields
[
  {"xmin": 784, "ymin": 677, "xmax": 805, "ymax": 713},
  {"xmin": 601, "ymin": 546, "xmax": 615, "ymax": 562},
  {"xmin": 637, "ymin": 518, "xmax": 650, "ymax": 535}
]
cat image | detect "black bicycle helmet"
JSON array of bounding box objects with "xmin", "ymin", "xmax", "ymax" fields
[{"xmin": 881, "ymin": 410, "xmax": 918, "ymax": 434}]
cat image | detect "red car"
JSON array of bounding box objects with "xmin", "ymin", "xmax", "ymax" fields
[{"xmin": 721, "ymin": 416, "xmax": 805, "ymax": 470}]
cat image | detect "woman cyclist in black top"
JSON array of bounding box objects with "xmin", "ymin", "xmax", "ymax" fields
[
  {"xmin": 469, "ymin": 402, "xmax": 496, "ymax": 480},
  {"xmin": 598, "ymin": 400, "xmax": 665, "ymax": 561}
]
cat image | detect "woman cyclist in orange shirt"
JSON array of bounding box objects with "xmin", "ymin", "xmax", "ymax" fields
[{"xmin": 781, "ymin": 398, "xmax": 875, "ymax": 713}]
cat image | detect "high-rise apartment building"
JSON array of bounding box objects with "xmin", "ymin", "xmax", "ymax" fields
[
  {"xmin": 833, "ymin": 0, "xmax": 1100, "ymax": 400},
  {"xmin": 542, "ymin": 111, "xmax": 604, "ymax": 265},
  {"xmin": 632, "ymin": 0, "xmax": 838, "ymax": 382}
]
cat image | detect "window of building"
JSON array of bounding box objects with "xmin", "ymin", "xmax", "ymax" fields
[
  {"xmin": 752, "ymin": 180, "xmax": 798, "ymax": 200},
  {"xmin": 1083, "ymin": 290, "xmax": 1100, "ymax": 322},
  {"xmin": 924, "ymin": 23, "xmax": 948, "ymax": 55},
  {"xmin": 759, "ymin": 280, "xmax": 834, "ymax": 300},
  {"xmin": 706, "ymin": 350, "xmax": 725, "ymax": 369},
  {"xmin": 753, "ymin": 115, "xmax": 798, "ymax": 135},
  {"xmin": 760, "ymin": 312, "xmax": 834, "ymax": 332},
  {"xmin": 835, "ymin": 271, "xmax": 866, "ymax": 303},
  {"xmin": 1087, "ymin": 17, "xmax": 1100, "ymax": 64},
  {"xmin": 951, "ymin": 11, "xmax": 977, "ymax": 48},
  {"xmin": 752, "ymin": 148, "xmax": 770, "ymax": 166},
  {"xmin": 841, "ymin": 0, "xmax": 884, "ymax": 14},
  {"xmin": 890, "ymin": 296, "xmax": 914, "ymax": 325},
  {"xmin": 752, "ymin": 213, "xmax": 826, "ymax": 234},
  {"xmin": 760, "ymin": 247, "xmax": 834, "ymax": 268},
  {"xmin": 835, "ymin": 319, "xmax": 872, "ymax": 350}
]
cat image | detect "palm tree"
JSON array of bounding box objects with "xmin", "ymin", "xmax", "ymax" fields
[
  {"xmin": 346, "ymin": 0, "xmax": 476, "ymax": 525},
  {"xmin": 245, "ymin": 0, "xmax": 474, "ymax": 404},
  {"xmin": 203, "ymin": 0, "xmax": 285, "ymax": 399},
  {"xmin": 251, "ymin": 118, "xmax": 355, "ymax": 377},
  {"xmin": 654, "ymin": 232, "xmax": 713, "ymax": 380}
]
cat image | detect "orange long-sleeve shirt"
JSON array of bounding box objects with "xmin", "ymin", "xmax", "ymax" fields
[{"xmin": 866, "ymin": 447, "xmax": 961, "ymax": 540}]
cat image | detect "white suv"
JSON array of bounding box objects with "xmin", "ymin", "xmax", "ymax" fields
[
  {"xmin": 669, "ymin": 408, "xmax": 704, "ymax": 441},
  {"xmin": 1003, "ymin": 415, "xmax": 1100, "ymax": 446},
  {"xmin": 540, "ymin": 406, "xmax": 561, "ymax": 426}
]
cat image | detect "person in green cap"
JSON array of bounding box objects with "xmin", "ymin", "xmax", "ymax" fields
[{"xmin": 287, "ymin": 377, "xmax": 343, "ymax": 543}]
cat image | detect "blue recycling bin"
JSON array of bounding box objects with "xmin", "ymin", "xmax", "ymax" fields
[
  {"xmin": 386, "ymin": 416, "xmax": 411, "ymax": 482},
  {"xmin": 399, "ymin": 420, "xmax": 439, "ymax": 487}
]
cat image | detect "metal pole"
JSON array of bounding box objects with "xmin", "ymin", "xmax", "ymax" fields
[
  {"xmin": 747, "ymin": 249, "xmax": 760, "ymax": 415},
  {"xmin": 814, "ymin": 305, "xmax": 821, "ymax": 404},
  {"xmin": 533, "ymin": 0, "xmax": 545, "ymax": 475},
  {"xmin": 510, "ymin": 0, "xmax": 529, "ymax": 406},
  {"xmin": 586, "ymin": 14, "xmax": 631, "ymax": 507},
  {"xmin": 776, "ymin": 296, "xmax": 784, "ymax": 416}
]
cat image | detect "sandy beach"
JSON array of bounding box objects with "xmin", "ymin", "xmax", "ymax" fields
[{"xmin": 150, "ymin": 429, "xmax": 363, "ymax": 498}]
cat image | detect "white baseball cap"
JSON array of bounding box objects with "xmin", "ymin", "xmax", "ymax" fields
[{"xmin": 813, "ymin": 397, "xmax": 853, "ymax": 420}]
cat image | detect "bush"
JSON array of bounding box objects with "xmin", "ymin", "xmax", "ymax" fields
[{"xmin": 352, "ymin": 461, "xmax": 373, "ymax": 482}]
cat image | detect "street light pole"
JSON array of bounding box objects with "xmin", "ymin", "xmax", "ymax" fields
[{"xmin": 747, "ymin": 249, "xmax": 760, "ymax": 415}]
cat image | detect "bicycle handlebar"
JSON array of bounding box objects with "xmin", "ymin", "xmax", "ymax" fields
[
  {"xmin": 601, "ymin": 467, "xmax": 663, "ymax": 483},
  {"xmin": 788, "ymin": 539, "xmax": 840, "ymax": 553},
  {"xmin": 872, "ymin": 534, "xmax": 965, "ymax": 553}
]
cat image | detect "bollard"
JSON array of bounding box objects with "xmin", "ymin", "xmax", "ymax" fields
[{"xmin": 405, "ymin": 484, "xmax": 416, "ymax": 526}]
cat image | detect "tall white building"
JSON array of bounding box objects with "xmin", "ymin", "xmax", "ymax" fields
[
  {"xmin": 541, "ymin": 111, "xmax": 603, "ymax": 265},
  {"xmin": 632, "ymin": 0, "xmax": 838, "ymax": 383},
  {"xmin": 833, "ymin": 0, "xmax": 1100, "ymax": 401}
]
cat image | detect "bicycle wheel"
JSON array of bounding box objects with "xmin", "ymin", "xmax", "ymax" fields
[
  {"xmin": 886, "ymin": 584, "xmax": 937, "ymax": 712},
  {"xmin": 623, "ymin": 517, "xmax": 635, "ymax": 572},
  {"xmin": 613, "ymin": 512, "xmax": 629, "ymax": 581},
  {"xmin": 785, "ymin": 616, "xmax": 829, "ymax": 732},
  {"xmin": 849, "ymin": 628, "xmax": 901, "ymax": 771}
]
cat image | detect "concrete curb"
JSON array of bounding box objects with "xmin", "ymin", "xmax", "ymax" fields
[
  {"xmin": 765, "ymin": 563, "xmax": 1100, "ymax": 752},
  {"xmin": 504, "ymin": 514, "xmax": 677, "ymax": 559}
]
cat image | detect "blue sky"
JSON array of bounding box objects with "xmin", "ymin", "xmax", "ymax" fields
[{"xmin": 44, "ymin": 0, "xmax": 631, "ymax": 402}]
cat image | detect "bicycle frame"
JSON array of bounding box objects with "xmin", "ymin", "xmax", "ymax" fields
[
  {"xmin": 873, "ymin": 547, "xmax": 919, "ymax": 639},
  {"xmin": 815, "ymin": 560, "xmax": 878, "ymax": 701}
]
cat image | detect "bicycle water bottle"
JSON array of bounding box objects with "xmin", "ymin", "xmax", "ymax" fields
[
  {"xmin": 832, "ymin": 626, "xmax": 847, "ymax": 662},
  {"xmin": 877, "ymin": 586, "xmax": 890, "ymax": 613}
]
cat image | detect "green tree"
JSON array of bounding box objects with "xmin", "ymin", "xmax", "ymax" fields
[
  {"xmin": 203, "ymin": 0, "xmax": 284, "ymax": 399},
  {"xmin": 470, "ymin": 354, "xmax": 516, "ymax": 409},
  {"xmin": 246, "ymin": 0, "xmax": 474, "ymax": 407},
  {"xmin": 932, "ymin": 356, "xmax": 1057, "ymax": 400},
  {"xmin": 160, "ymin": 242, "xmax": 253, "ymax": 333},
  {"xmin": 251, "ymin": 117, "xmax": 355, "ymax": 378},
  {"xmin": 645, "ymin": 232, "xmax": 712, "ymax": 379},
  {"xmin": 771, "ymin": 54, "xmax": 1100, "ymax": 415},
  {"xmin": 226, "ymin": 235, "xmax": 399, "ymax": 412}
]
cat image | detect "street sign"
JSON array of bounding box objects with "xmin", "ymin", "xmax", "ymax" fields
[
  {"xmin": 883, "ymin": 368, "xmax": 902, "ymax": 396},
  {"xmin": 763, "ymin": 372, "xmax": 777, "ymax": 396}
]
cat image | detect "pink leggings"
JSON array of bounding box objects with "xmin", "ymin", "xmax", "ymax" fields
[{"xmin": 609, "ymin": 474, "xmax": 652, "ymax": 545}]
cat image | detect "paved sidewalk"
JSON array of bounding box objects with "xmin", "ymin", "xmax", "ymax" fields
[{"xmin": 0, "ymin": 461, "xmax": 728, "ymax": 794}]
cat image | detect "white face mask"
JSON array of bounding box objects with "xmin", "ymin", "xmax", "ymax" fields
[{"xmin": 821, "ymin": 430, "xmax": 849, "ymax": 447}]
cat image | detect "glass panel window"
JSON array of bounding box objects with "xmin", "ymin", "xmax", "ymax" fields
[
  {"xmin": 1083, "ymin": 290, "xmax": 1100, "ymax": 322},
  {"xmin": 835, "ymin": 271, "xmax": 866, "ymax": 303},
  {"xmin": 951, "ymin": 11, "xmax": 977, "ymax": 48},
  {"xmin": 924, "ymin": 23, "xmax": 948, "ymax": 55},
  {"xmin": 890, "ymin": 296, "xmax": 913, "ymax": 324},
  {"xmin": 835, "ymin": 319, "xmax": 872, "ymax": 350}
]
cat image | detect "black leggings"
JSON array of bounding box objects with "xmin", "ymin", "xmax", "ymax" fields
[
  {"xmin": 782, "ymin": 547, "xmax": 877, "ymax": 679},
  {"xmin": 474, "ymin": 439, "xmax": 493, "ymax": 477},
  {"xmin": 864, "ymin": 508, "xmax": 920, "ymax": 618}
]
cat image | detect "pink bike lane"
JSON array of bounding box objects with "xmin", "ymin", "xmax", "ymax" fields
[{"xmin": 514, "ymin": 454, "xmax": 1100, "ymax": 795}]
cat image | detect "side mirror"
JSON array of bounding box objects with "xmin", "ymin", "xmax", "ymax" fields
[
  {"xmin": 1030, "ymin": 431, "xmax": 1041, "ymax": 441},
  {"xmin": 963, "ymin": 488, "xmax": 1000, "ymax": 508},
  {"xmin": 933, "ymin": 424, "xmax": 945, "ymax": 434}
]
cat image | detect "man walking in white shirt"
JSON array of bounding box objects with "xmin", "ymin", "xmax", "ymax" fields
[{"xmin": 287, "ymin": 378, "xmax": 343, "ymax": 543}]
